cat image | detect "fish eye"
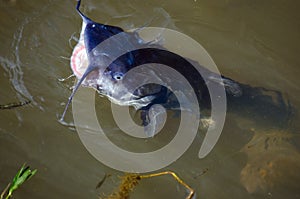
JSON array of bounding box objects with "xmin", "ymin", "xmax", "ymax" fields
[{"xmin": 112, "ymin": 72, "xmax": 124, "ymax": 80}]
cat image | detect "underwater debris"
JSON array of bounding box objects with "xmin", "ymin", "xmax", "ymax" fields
[
  {"xmin": 104, "ymin": 174, "xmax": 140, "ymax": 199},
  {"xmin": 96, "ymin": 174, "xmax": 112, "ymax": 189},
  {"xmin": 103, "ymin": 171, "xmax": 195, "ymax": 199},
  {"xmin": 0, "ymin": 100, "xmax": 31, "ymax": 110},
  {"xmin": 0, "ymin": 165, "xmax": 37, "ymax": 199},
  {"xmin": 58, "ymin": 74, "xmax": 75, "ymax": 82},
  {"xmin": 193, "ymin": 168, "xmax": 209, "ymax": 179}
]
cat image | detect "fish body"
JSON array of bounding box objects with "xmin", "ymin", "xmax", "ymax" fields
[{"xmin": 62, "ymin": 0, "xmax": 293, "ymax": 133}]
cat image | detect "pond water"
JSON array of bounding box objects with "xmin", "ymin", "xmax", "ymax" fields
[{"xmin": 0, "ymin": 0, "xmax": 300, "ymax": 198}]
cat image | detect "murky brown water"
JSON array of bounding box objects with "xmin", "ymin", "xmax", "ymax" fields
[{"xmin": 1, "ymin": 0, "xmax": 300, "ymax": 198}]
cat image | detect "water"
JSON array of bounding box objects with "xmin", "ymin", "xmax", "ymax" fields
[{"xmin": 0, "ymin": 0, "xmax": 300, "ymax": 198}]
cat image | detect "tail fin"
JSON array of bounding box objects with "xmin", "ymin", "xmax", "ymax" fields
[{"xmin": 227, "ymin": 82, "xmax": 294, "ymax": 128}]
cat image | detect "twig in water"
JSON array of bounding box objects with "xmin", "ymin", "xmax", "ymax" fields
[{"xmin": 0, "ymin": 100, "xmax": 31, "ymax": 110}]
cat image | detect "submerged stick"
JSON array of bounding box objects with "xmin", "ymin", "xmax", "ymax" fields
[{"xmin": 0, "ymin": 100, "xmax": 31, "ymax": 110}]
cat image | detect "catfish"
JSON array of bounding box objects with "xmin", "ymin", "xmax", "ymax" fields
[{"xmin": 61, "ymin": 0, "xmax": 293, "ymax": 135}]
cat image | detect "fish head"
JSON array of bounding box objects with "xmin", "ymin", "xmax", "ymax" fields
[
  {"xmin": 87, "ymin": 50, "xmax": 166, "ymax": 110},
  {"xmin": 60, "ymin": 0, "xmax": 166, "ymax": 121}
]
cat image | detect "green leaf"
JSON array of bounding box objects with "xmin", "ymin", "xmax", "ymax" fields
[{"xmin": 2, "ymin": 164, "xmax": 37, "ymax": 199}]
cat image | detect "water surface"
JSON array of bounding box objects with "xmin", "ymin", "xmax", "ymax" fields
[{"xmin": 0, "ymin": 0, "xmax": 300, "ymax": 198}]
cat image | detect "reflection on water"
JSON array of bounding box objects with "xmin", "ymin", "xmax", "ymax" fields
[{"xmin": 0, "ymin": 0, "xmax": 299, "ymax": 198}]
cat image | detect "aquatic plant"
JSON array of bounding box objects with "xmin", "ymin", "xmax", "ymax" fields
[
  {"xmin": 103, "ymin": 171, "xmax": 195, "ymax": 199},
  {"xmin": 0, "ymin": 165, "xmax": 37, "ymax": 199}
]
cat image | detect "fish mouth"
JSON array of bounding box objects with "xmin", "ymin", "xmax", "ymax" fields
[{"xmin": 95, "ymin": 82, "xmax": 165, "ymax": 110}]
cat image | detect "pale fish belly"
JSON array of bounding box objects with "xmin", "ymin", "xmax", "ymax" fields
[{"xmin": 70, "ymin": 21, "xmax": 88, "ymax": 79}]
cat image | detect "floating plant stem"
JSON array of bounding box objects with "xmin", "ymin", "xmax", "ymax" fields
[
  {"xmin": 139, "ymin": 171, "xmax": 195, "ymax": 199},
  {"xmin": 104, "ymin": 171, "xmax": 195, "ymax": 199}
]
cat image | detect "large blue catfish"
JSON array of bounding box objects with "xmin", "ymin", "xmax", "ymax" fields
[{"xmin": 61, "ymin": 0, "xmax": 293, "ymax": 134}]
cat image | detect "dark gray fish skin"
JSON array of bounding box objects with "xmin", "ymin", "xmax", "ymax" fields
[
  {"xmin": 104, "ymin": 48, "xmax": 293, "ymax": 128},
  {"xmin": 61, "ymin": 0, "xmax": 294, "ymax": 130}
]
